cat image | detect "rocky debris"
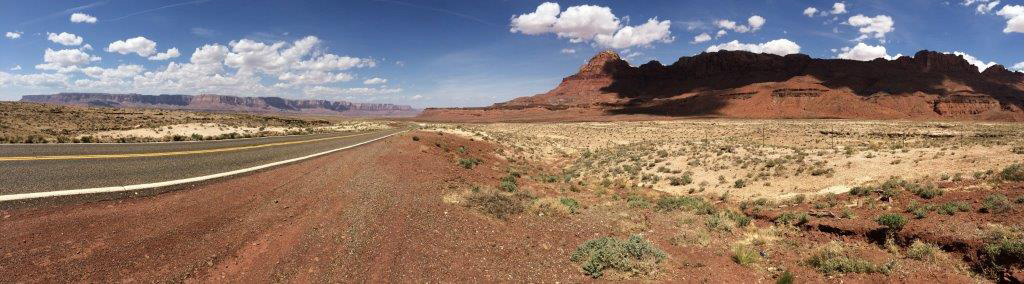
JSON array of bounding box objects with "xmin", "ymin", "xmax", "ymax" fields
[{"xmin": 21, "ymin": 93, "xmax": 419, "ymax": 117}]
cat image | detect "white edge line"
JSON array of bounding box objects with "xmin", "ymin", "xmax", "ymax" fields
[{"xmin": 0, "ymin": 130, "xmax": 406, "ymax": 202}]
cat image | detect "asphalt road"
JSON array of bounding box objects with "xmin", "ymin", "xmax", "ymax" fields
[{"xmin": 0, "ymin": 128, "xmax": 405, "ymax": 196}]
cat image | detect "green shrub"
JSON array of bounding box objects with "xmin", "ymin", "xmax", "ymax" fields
[
  {"xmin": 775, "ymin": 212, "xmax": 810, "ymax": 226},
  {"xmin": 981, "ymin": 194, "xmax": 1011, "ymax": 213},
  {"xmin": 499, "ymin": 174, "xmax": 518, "ymax": 192},
  {"xmin": 776, "ymin": 271, "xmax": 794, "ymax": 284},
  {"xmin": 655, "ymin": 196, "xmax": 715, "ymax": 214},
  {"xmin": 560, "ymin": 197, "xmax": 581, "ymax": 214},
  {"xmin": 876, "ymin": 213, "xmax": 908, "ymax": 233},
  {"xmin": 669, "ymin": 175, "xmax": 692, "ymax": 186},
  {"xmin": 849, "ymin": 186, "xmax": 872, "ymax": 196},
  {"xmin": 910, "ymin": 185, "xmax": 943, "ymax": 199},
  {"xmin": 626, "ymin": 195, "xmax": 651, "ymax": 208},
  {"xmin": 732, "ymin": 245, "xmax": 760, "ymax": 266},
  {"xmin": 1001, "ymin": 164, "xmax": 1024, "ymax": 181},
  {"xmin": 806, "ymin": 243, "xmax": 887, "ymax": 275},
  {"xmin": 937, "ymin": 202, "xmax": 971, "ymax": 215},
  {"xmin": 907, "ymin": 240, "xmax": 940, "ymax": 261},
  {"xmin": 458, "ymin": 157, "xmax": 482, "ymax": 169},
  {"xmin": 734, "ymin": 179, "xmax": 747, "ymax": 188},
  {"xmin": 725, "ymin": 210, "xmax": 752, "ymax": 227},
  {"xmin": 570, "ymin": 235, "xmax": 668, "ymax": 278}
]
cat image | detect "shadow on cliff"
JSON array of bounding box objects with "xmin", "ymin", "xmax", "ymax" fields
[{"xmin": 599, "ymin": 51, "xmax": 1024, "ymax": 116}]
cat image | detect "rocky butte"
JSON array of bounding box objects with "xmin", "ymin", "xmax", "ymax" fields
[
  {"xmin": 419, "ymin": 50, "xmax": 1024, "ymax": 122},
  {"xmin": 21, "ymin": 93, "xmax": 420, "ymax": 117}
]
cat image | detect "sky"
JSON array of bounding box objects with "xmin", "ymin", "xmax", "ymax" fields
[{"xmin": 1, "ymin": 0, "xmax": 1022, "ymax": 108}]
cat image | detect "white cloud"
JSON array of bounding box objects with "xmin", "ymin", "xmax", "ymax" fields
[
  {"xmin": 363, "ymin": 77, "xmax": 387, "ymax": 85},
  {"xmin": 35, "ymin": 48, "xmax": 101, "ymax": 71},
  {"xmin": 5, "ymin": 31, "xmax": 22, "ymax": 39},
  {"xmin": 190, "ymin": 44, "xmax": 229, "ymax": 64},
  {"xmin": 715, "ymin": 15, "xmax": 764, "ymax": 34},
  {"xmin": 977, "ymin": 1, "xmax": 1000, "ymax": 14},
  {"xmin": 81, "ymin": 44, "xmax": 93, "ymax": 50},
  {"xmin": 47, "ymin": 32, "xmax": 83, "ymax": 46},
  {"xmin": 10, "ymin": 65, "xmax": 21, "ymax": 71},
  {"xmin": 148, "ymin": 48, "xmax": 181, "ymax": 60},
  {"xmin": 946, "ymin": 51, "xmax": 997, "ymax": 71},
  {"xmin": 803, "ymin": 7, "xmax": 819, "ymax": 17},
  {"xmin": 551, "ymin": 5, "xmax": 621, "ymax": 42},
  {"xmin": 303, "ymin": 86, "xmax": 402, "ymax": 96},
  {"xmin": 836, "ymin": 43, "xmax": 899, "ymax": 61},
  {"xmin": 509, "ymin": 2, "xmax": 561, "ymax": 35},
  {"xmin": 106, "ymin": 36, "xmax": 158, "ymax": 57},
  {"xmin": 560, "ymin": 48, "xmax": 576, "ymax": 54},
  {"xmin": 996, "ymin": 5, "xmax": 1024, "ymax": 33},
  {"xmin": 410, "ymin": 94, "xmax": 423, "ymax": 100},
  {"xmin": 716, "ymin": 30, "xmax": 727, "ymax": 37},
  {"xmin": 692, "ymin": 32, "xmax": 712, "ymax": 43},
  {"xmin": 748, "ymin": 15, "xmax": 766, "ymax": 30},
  {"xmin": 509, "ymin": 2, "xmax": 671, "ymax": 49},
  {"xmin": 1010, "ymin": 62, "xmax": 1024, "ymax": 71},
  {"xmin": 70, "ymin": 13, "xmax": 97, "ymax": 24},
  {"xmin": 706, "ymin": 39, "xmax": 801, "ymax": 56},
  {"xmin": 594, "ymin": 18, "xmax": 674, "ymax": 49},
  {"xmin": 847, "ymin": 14, "xmax": 894, "ymax": 41},
  {"xmin": 0, "ymin": 72, "xmax": 69, "ymax": 88},
  {"xmin": 831, "ymin": 2, "xmax": 848, "ymax": 15},
  {"xmin": 277, "ymin": 71, "xmax": 353, "ymax": 85}
]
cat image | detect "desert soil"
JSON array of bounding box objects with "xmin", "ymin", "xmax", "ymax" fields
[{"xmin": 2, "ymin": 119, "xmax": 1023, "ymax": 282}]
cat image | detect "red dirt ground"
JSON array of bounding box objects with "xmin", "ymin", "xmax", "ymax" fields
[{"xmin": 1, "ymin": 131, "xmax": 1018, "ymax": 282}]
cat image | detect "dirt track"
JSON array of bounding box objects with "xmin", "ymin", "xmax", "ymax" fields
[{"xmin": 0, "ymin": 133, "xmax": 608, "ymax": 282}]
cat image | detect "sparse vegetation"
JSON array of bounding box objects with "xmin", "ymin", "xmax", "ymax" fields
[
  {"xmin": 806, "ymin": 242, "xmax": 889, "ymax": 275},
  {"xmin": 981, "ymin": 194, "xmax": 1011, "ymax": 214},
  {"xmin": 570, "ymin": 235, "xmax": 667, "ymax": 278}
]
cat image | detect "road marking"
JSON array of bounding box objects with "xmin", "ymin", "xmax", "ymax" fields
[
  {"xmin": 0, "ymin": 130, "xmax": 406, "ymax": 202},
  {"xmin": 0, "ymin": 131, "xmax": 377, "ymax": 161}
]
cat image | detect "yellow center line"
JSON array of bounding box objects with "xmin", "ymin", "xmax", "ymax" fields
[{"xmin": 0, "ymin": 131, "xmax": 380, "ymax": 162}]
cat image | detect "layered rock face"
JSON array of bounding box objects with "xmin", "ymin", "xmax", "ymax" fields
[
  {"xmin": 21, "ymin": 93, "xmax": 419, "ymax": 117},
  {"xmin": 420, "ymin": 50, "xmax": 1024, "ymax": 121}
]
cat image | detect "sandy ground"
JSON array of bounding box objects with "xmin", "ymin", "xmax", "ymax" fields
[
  {"xmin": 423, "ymin": 120, "xmax": 1024, "ymax": 199},
  {"xmin": 87, "ymin": 121, "xmax": 391, "ymax": 140}
]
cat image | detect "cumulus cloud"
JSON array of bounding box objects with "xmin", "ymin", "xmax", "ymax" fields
[
  {"xmin": 5, "ymin": 31, "xmax": 22, "ymax": 39},
  {"xmin": 107, "ymin": 36, "xmax": 158, "ymax": 57},
  {"xmin": 1011, "ymin": 62, "xmax": 1024, "ymax": 71},
  {"xmin": 560, "ymin": 48, "xmax": 576, "ymax": 54},
  {"xmin": 848, "ymin": 14, "xmax": 894, "ymax": 41},
  {"xmin": 10, "ymin": 65, "xmax": 22, "ymax": 71},
  {"xmin": 803, "ymin": 7, "xmax": 819, "ymax": 17},
  {"xmin": 715, "ymin": 15, "xmax": 764, "ymax": 34},
  {"xmin": 35, "ymin": 48, "xmax": 102, "ymax": 71},
  {"xmin": 70, "ymin": 13, "xmax": 97, "ymax": 24},
  {"xmin": 946, "ymin": 51, "xmax": 997, "ymax": 71},
  {"xmin": 716, "ymin": 29, "xmax": 727, "ymax": 37},
  {"xmin": 692, "ymin": 32, "xmax": 711, "ymax": 43},
  {"xmin": 47, "ymin": 32, "xmax": 83, "ymax": 46},
  {"xmin": 190, "ymin": 44, "xmax": 229, "ymax": 64},
  {"xmin": 363, "ymin": 77, "xmax": 387, "ymax": 85},
  {"xmin": 509, "ymin": 2, "xmax": 672, "ymax": 49},
  {"xmin": 148, "ymin": 48, "xmax": 181, "ymax": 60},
  {"xmin": 705, "ymin": 39, "xmax": 801, "ymax": 56},
  {"xmin": 303, "ymin": 86, "xmax": 402, "ymax": 96},
  {"xmin": 6, "ymin": 35, "xmax": 387, "ymax": 99},
  {"xmin": 996, "ymin": 5, "xmax": 1024, "ymax": 33},
  {"xmin": 977, "ymin": 1, "xmax": 1001, "ymax": 14},
  {"xmin": 836, "ymin": 43, "xmax": 899, "ymax": 61},
  {"xmin": 831, "ymin": 2, "xmax": 848, "ymax": 15},
  {"xmin": 594, "ymin": 18, "xmax": 673, "ymax": 49}
]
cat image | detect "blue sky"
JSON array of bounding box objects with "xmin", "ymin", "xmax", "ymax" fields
[{"xmin": 1, "ymin": 0, "xmax": 1022, "ymax": 107}]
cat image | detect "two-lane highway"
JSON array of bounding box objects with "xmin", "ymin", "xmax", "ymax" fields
[{"xmin": 0, "ymin": 127, "xmax": 405, "ymax": 203}]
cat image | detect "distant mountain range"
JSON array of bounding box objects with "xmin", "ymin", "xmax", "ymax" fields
[
  {"xmin": 21, "ymin": 93, "xmax": 420, "ymax": 117},
  {"xmin": 420, "ymin": 50, "xmax": 1024, "ymax": 122}
]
